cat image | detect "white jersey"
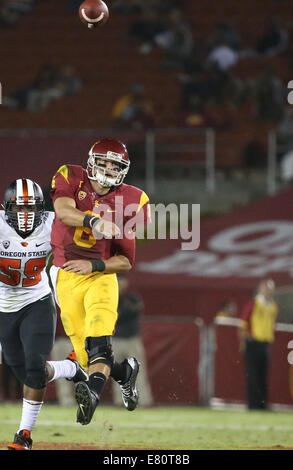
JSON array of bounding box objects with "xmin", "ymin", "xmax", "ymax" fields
[{"xmin": 0, "ymin": 210, "xmax": 54, "ymax": 312}]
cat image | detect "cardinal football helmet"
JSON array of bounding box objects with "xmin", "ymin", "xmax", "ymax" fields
[
  {"xmin": 3, "ymin": 178, "xmax": 45, "ymax": 237},
  {"xmin": 87, "ymin": 138, "xmax": 130, "ymax": 188}
]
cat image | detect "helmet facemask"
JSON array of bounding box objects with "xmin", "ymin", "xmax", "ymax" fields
[
  {"xmin": 5, "ymin": 202, "xmax": 44, "ymax": 237},
  {"xmin": 3, "ymin": 179, "xmax": 45, "ymax": 238},
  {"xmin": 87, "ymin": 151, "xmax": 130, "ymax": 188}
]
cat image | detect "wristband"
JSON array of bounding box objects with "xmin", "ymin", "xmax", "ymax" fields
[
  {"xmin": 90, "ymin": 259, "xmax": 106, "ymax": 272},
  {"xmin": 83, "ymin": 214, "xmax": 99, "ymax": 229}
]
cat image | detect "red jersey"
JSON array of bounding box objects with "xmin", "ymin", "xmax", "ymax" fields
[{"xmin": 50, "ymin": 164, "xmax": 150, "ymax": 267}]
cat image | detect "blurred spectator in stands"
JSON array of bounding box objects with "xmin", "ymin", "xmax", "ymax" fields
[
  {"xmin": 203, "ymin": 98, "xmax": 236, "ymax": 131},
  {"xmin": 255, "ymin": 18, "xmax": 289, "ymax": 57},
  {"xmin": 221, "ymin": 72, "xmax": 251, "ymax": 108},
  {"xmin": 207, "ymin": 20, "xmax": 242, "ymax": 52},
  {"xmin": 26, "ymin": 64, "xmax": 82, "ymax": 112},
  {"xmin": 111, "ymin": 83, "xmax": 155, "ymax": 130},
  {"xmin": 255, "ymin": 66, "xmax": 285, "ymax": 123},
  {"xmin": 2, "ymin": 85, "xmax": 31, "ymax": 109},
  {"xmin": 129, "ymin": 5, "xmax": 168, "ymax": 55},
  {"xmin": 31, "ymin": 64, "xmax": 59, "ymax": 90},
  {"xmin": 153, "ymin": 9, "xmax": 194, "ymax": 69},
  {"xmin": 3, "ymin": 63, "xmax": 82, "ymax": 112},
  {"xmin": 111, "ymin": 83, "xmax": 154, "ymax": 177},
  {"xmin": 216, "ymin": 300, "xmax": 238, "ymax": 319},
  {"xmin": 58, "ymin": 64, "xmax": 83, "ymax": 96},
  {"xmin": 179, "ymin": 97, "xmax": 205, "ymax": 129},
  {"xmin": 205, "ymin": 40, "xmax": 239, "ymax": 72},
  {"xmin": 177, "ymin": 64, "xmax": 207, "ymax": 111},
  {"xmin": 25, "ymin": 78, "xmax": 65, "ymax": 113},
  {"xmin": 178, "ymin": 63, "xmax": 229, "ymax": 111},
  {"xmin": 112, "ymin": 274, "xmax": 153, "ymax": 407},
  {"xmin": 2, "ymin": 64, "xmax": 59, "ymax": 110},
  {"xmin": 0, "ymin": 0, "xmax": 35, "ymax": 27},
  {"xmin": 238, "ymin": 278, "xmax": 278, "ymax": 410}
]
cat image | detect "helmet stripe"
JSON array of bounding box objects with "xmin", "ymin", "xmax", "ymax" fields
[
  {"xmin": 21, "ymin": 178, "xmax": 29, "ymax": 203},
  {"xmin": 16, "ymin": 179, "xmax": 23, "ymax": 201},
  {"xmin": 22, "ymin": 179, "xmax": 28, "ymax": 197},
  {"xmin": 26, "ymin": 179, "xmax": 35, "ymax": 197}
]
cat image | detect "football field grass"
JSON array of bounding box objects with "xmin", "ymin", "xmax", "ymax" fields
[{"xmin": 0, "ymin": 403, "xmax": 293, "ymax": 450}]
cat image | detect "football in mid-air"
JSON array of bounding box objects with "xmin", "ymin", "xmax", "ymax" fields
[{"xmin": 79, "ymin": 0, "xmax": 109, "ymax": 29}]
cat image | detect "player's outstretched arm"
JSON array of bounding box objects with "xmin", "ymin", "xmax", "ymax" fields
[
  {"xmin": 54, "ymin": 197, "xmax": 89, "ymax": 226},
  {"xmin": 54, "ymin": 197, "xmax": 120, "ymax": 238},
  {"xmin": 63, "ymin": 255, "xmax": 132, "ymax": 275}
]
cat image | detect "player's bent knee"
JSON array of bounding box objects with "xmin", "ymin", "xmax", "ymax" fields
[
  {"xmin": 24, "ymin": 353, "xmax": 48, "ymax": 389},
  {"xmin": 85, "ymin": 336, "xmax": 114, "ymax": 368},
  {"xmin": 25, "ymin": 369, "xmax": 47, "ymax": 389}
]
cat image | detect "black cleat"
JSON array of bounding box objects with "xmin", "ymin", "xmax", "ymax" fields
[
  {"xmin": 66, "ymin": 351, "xmax": 88, "ymax": 384},
  {"xmin": 75, "ymin": 381, "xmax": 99, "ymax": 425},
  {"xmin": 120, "ymin": 357, "xmax": 140, "ymax": 411},
  {"xmin": 7, "ymin": 429, "xmax": 33, "ymax": 450}
]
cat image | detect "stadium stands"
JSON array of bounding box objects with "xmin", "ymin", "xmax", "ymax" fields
[{"xmin": 0, "ymin": 0, "xmax": 292, "ymax": 169}]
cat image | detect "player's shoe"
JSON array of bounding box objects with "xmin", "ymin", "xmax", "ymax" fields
[
  {"xmin": 120, "ymin": 357, "xmax": 140, "ymax": 411},
  {"xmin": 7, "ymin": 430, "xmax": 33, "ymax": 450},
  {"xmin": 75, "ymin": 381, "xmax": 99, "ymax": 425},
  {"xmin": 66, "ymin": 351, "xmax": 89, "ymax": 383}
]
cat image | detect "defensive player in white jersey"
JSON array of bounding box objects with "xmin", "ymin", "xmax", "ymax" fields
[{"xmin": 0, "ymin": 179, "xmax": 88, "ymax": 451}]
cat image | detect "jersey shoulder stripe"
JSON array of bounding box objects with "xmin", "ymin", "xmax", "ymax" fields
[
  {"xmin": 51, "ymin": 164, "xmax": 85, "ymax": 189},
  {"xmin": 119, "ymin": 183, "xmax": 149, "ymax": 204}
]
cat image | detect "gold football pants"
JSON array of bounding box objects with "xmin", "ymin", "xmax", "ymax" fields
[{"xmin": 56, "ymin": 269, "xmax": 119, "ymax": 369}]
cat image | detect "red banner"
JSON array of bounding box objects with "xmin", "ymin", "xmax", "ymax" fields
[{"xmin": 141, "ymin": 318, "xmax": 201, "ymax": 405}]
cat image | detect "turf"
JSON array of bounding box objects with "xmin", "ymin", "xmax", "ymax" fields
[{"xmin": 0, "ymin": 403, "xmax": 293, "ymax": 450}]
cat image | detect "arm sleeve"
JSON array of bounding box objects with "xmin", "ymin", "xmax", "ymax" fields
[{"xmin": 111, "ymin": 232, "xmax": 136, "ymax": 266}]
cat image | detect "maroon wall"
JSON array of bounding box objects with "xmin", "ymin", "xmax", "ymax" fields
[{"xmin": 212, "ymin": 323, "xmax": 293, "ymax": 407}]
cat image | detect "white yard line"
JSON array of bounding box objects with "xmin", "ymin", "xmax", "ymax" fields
[{"xmin": 0, "ymin": 420, "xmax": 293, "ymax": 432}]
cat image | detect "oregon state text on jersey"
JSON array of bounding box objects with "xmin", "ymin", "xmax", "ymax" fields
[
  {"xmin": 0, "ymin": 211, "xmax": 54, "ymax": 312},
  {"xmin": 50, "ymin": 164, "xmax": 150, "ymax": 267}
]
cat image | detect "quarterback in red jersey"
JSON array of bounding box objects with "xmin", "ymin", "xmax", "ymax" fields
[{"xmin": 50, "ymin": 138, "xmax": 150, "ymax": 425}]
